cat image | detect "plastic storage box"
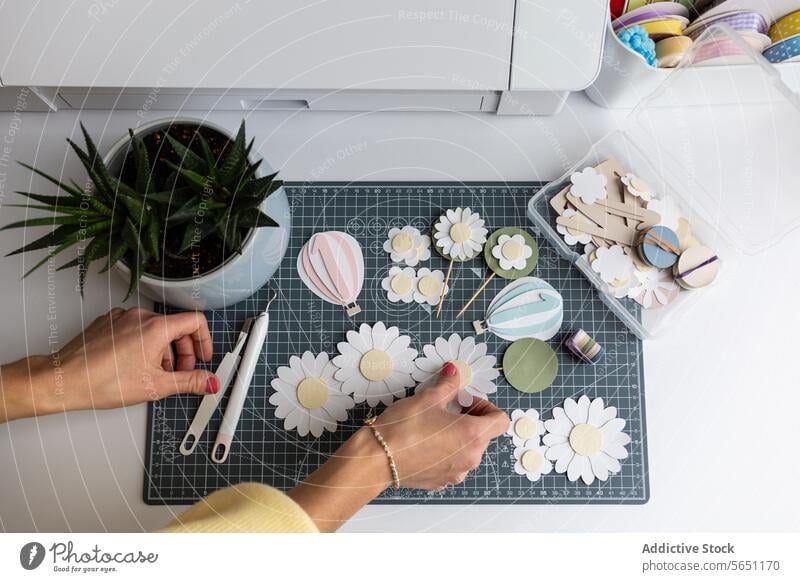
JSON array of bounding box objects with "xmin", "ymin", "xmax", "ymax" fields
[{"xmin": 528, "ymin": 25, "xmax": 800, "ymax": 338}]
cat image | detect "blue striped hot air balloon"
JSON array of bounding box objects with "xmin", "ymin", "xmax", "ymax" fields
[{"xmin": 475, "ymin": 277, "xmax": 563, "ymax": 342}]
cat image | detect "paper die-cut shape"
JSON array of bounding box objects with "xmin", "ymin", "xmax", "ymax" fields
[
  {"xmin": 333, "ymin": 322, "xmax": 418, "ymax": 406},
  {"xmin": 433, "ymin": 207, "xmax": 488, "ymax": 261},
  {"xmin": 620, "ymin": 173, "xmax": 655, "ymax": 201},
  {"xmin": 490, "ymin": 233, "xmax": 534, "ymax": 270},
  {"xmin": 381, "ymin": 266, "xmax": 416, "ymax": 303},
  {"xmin": 627, "ymin": 267, "xmax": 680, "ymax": 309},
  {"xmin": 570, "ymin": 167, "xmax": 608, "ymax": 205},
  {"xmin": 412, "ymin": 334, "xmax": 498, "ymax": 408},
  {"xmin": 383, "ymin": 226, "xmax": 431, "ymax": 266},
  {"xmin": 556, "ymin": 209, "xmax": 593, "ymax": 245},
  {"xmin": 544, "ymin": 396, "xmax": 631, "ymax": 485},
  {"xmin": 414, "ymin": 267, "xmax": 448, "ymax": 305},
  {"xmin": 513, "ymin": 442, "xmax": 553, "ymax": 482},
  {"xmin": 269, "ymin": 352, "xmax": 355, "ymax": 437},
  {"xmin": 298, "ymin": 231, "xmax": 364, "ymax": 316},
  {"xmin": 591, "ymin": 244, "xmax": 634, "ymax": 284},
  {"xmin": 474, "ymin": 277, "xmax": 563, "ymax": 341},
  {"xmin": 507, "ymin": 408, "xmax": 546, "ymax": 447}
]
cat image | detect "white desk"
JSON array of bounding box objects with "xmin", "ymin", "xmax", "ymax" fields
[{"xmin": 0, "ymin": 95, "xmax": 797, "ymax": 532}]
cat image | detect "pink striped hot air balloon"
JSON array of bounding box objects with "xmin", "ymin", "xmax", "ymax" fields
[{"xmin": 297, "ymin": 231, "xmax": 364, "ymax": 317}]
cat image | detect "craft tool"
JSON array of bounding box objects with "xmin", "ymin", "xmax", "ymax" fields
[
  {"xmin": 472, "ymin": 277, "xmax": 563, "ymax": 341},
  {"xmin": 297, "ymin": 231, "xmax": 364, "ymax": 317},
  {"xmin": 456, "ymin": 227, "xmax": 538, "ymax": 318},
  {"xmin": 211, "ymin": 288, "xmax": 277, "ymax": 464},
  {"xmin": 431, "ymin": 207, "xmax": 487, "ymax": 317},
  {"xmin": 178, "ymin": 325, "xmax": 249, "ymax": 456},
  {"xmin": 566, "ymin": 329, "xmax": 604, "ymax": 365},
  {"xmin": 636, "ymin": 225, "xmax": 681, "ymax": 268}
]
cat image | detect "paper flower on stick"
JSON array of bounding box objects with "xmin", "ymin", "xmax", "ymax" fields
[
  {"xmin": 433, "ymin": 207, "xmax": 487, "ymax": 261},
  {"xmin": 383, "ymin": 226, "xmax": 430, "ymax": 266},
  {"xmin": 412, "ymin": 334, "xmax": 498, "ymax": 408},
  {"xmin": 490, "ymin": 233, "xmax": 534, "ymax": 270},
  {"xmin": 269, "ymin": 352, "xmax": 355, "ymax": 437},
  {"xmin": 333, "ymin": 322, "xmax": 418, "ymax": 406},
  {"xmin": 544, "ymin": 396, "xmax": 631, "ymax": 485},
  {"xmin": 570, "ymin": 167, "xmax": 607, "ymax": 205}
]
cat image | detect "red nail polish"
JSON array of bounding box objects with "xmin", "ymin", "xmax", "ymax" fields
[
  {"xmin": 441, "ymin": 362, "xmax": 457, "ymax": 377},
  {"xmin": 206, "ymin": 376, "xmax": 220, "ymax": 394}
]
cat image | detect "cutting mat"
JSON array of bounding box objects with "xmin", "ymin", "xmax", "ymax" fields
[{"xmin": 145, "ymin": 183, "xmax": 649, "ymax": 505}]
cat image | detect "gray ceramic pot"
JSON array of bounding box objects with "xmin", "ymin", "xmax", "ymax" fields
[{"xmin": 106, "ymin": 118, "xmax": 290, "ymax": 310}]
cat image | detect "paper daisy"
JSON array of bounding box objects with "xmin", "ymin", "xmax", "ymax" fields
[
  {"xmin": 620, "ymin": 173, "xmax": 654, "ymax": 202},
  {"xmin": 627, "ymin": 268, "xmax": 679, "ymax": 309},
  {"xmin": 570, "ymin": 167, "xmax": 607, "ymax": 205},
  {"xmin": 433, "ymin": 207, "xmax": 488, "ymax": 261},
  {"xmin": 506, "ymin": 408, "xmax": 546, "ymax": 447},
  {"xmin": 490, "ymin": 233, "xmax": 534, "ymax": 270},
  {"xmin": 381, "ymin": 266, "xmax": 416, "ymax": 303},
  {"xmin": 556, "ymin": 209, "xmax": 593, "ymax": 245},
  {"xmin": 333, "ymin": 322, "xmax": 418, "ymax": 406},
  {"xmin": 269, "ymin": 352, "xmax": 355, "ymax": 438},
  {"xmin": 513, "ymin": 442, "xmax": 553, "ymax": 482},
  {"xmin": 591, "ymin": 244, "xmax": 633, "ymax": 284},
  {"xmin": 412, "ymin": 334, "xmax": 499, "ymax": 407},
  {"xmin": 543, "ymin": 396, "xmax": 631, "ymax": 485},
  {"xmin": 413, "ymin": 267, "xmax": 448, "ymax": 305},
  {"xmin": 383, "ymin": 226, "xmax": 431, "ymax": 266}
]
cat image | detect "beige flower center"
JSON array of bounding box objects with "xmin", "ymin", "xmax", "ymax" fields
[
  {"xmin": 520, "ymin": 449, "xmax": 544, "ymax": 473},
  {"xmin": 450, "ymin": 222, "xmax": 471, "ymax": 243},
  {"xmin": 451, "ymin": 359, "xmax": 472, "ymax": 389},
  {"xmin": 417, "ymin": 275, "xmax": 441, "ymax": 297},
  {"xmin": 630, "ymin": 176, "xmax": 649, "ymax": 192},
  {"xmin": 359, "ymin": 349, "xmax": 393, "ymax": 382},
  {"xmin": 514, "ymin": 416, "xmax": 538, "ymax": 440},
  {"xmin": 390, "ymin": 273, "xmax": 413, "ymax": 295},
  {"xmin": 391, "ymin": 232, "xmax": 414, "ymax": 253},
  {"xmin": 569, "ymin": 423, "xmax": 603, "ymax": 456},
  {"xmin": 501, "ymin": 240, "xmax": 523, "ymax": 261},
  {"xmin": 296, "ymin": 377, "xmax": 329, "ymax": 409}
]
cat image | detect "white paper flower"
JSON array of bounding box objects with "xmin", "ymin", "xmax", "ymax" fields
[
  {"xmin": 413, "ymin": 267, "xmax": 448, "ymax": 305},
  {"xmin": 513, "ymin": 442, "xmax": 553, "ymax": 482},
  {"xmin": 543, "ymin": 396, "xmax": 631, "ymax": 485},
  {"xmin": 433, "ymin": 207, "xmax": 488, "ymax": 261},
  {"xmin": 647, "ymin": 196, "xmax": 681, "ymax": 231},
  {"xmin": 591, "ymin": 244, "xmax": 633, "ymax": 284},
  {"xmin": 412, "ymin": 334, "xmax": 499, "ymax": 407},
  {"xmin": 570, "ymin": 167, "xmax": 607, "ymax": 205},
  {"xmin": 620, "ymin": 173, "xmax": 654, "ymax": 202},
  {"xmin": 506, "ymin": 408, "xmax": 546, "ymax": 447},
  {"xmin": 333, "ymin": 322, "xmax": 418, "ymax": 406},
  {"xmin": 556, "ymin": 209, "xmax": 593, "ymax": 245},
  {"xmin": 490, "ymin": 233, "xmax": 534, "ymax": 270},
  {"xmin": 627, "ymin": 268, "xmax": 679, "ymax": 309},
  {"xmin": 383, "ymin": 226, "xmax": 430, "ymax": 266},
  {"xmin": 269, "ymin": 352, "xmax": 355, "ymax": 437},
  {"xmin": 381, "ymin": 266, "xmax": 416, "ymax": 303}
]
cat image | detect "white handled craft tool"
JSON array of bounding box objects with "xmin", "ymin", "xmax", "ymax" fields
[
  {"xmin": 178, "ymin": 326, "xmax": 249, "ymax": 456},
  {"xmin": 211, "ymin": 288, "xmax": 277, "ymax": 464}
]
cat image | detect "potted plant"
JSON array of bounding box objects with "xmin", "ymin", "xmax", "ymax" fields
[{"xmin": 2, "ymin": 118, "xmax": 291, "ymax": 310}]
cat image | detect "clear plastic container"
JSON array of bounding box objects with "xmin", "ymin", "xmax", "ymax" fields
[{"xmin": 528, "ymin": 25, "xmax": 800, "ymax": 338}]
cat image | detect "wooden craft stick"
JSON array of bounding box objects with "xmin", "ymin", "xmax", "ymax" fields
[
  {"xmin": 556, "ymin": 215, "xmax": 633, "ymax": 247},
  {"xmin": 566, "ymin": 192, "xmax": 659, "ymax": 228},
  {"xmin": 435, "ymin": 260, "xmax": 454, "ymax": 318},
  {"xmin": 455, "ymin": 272, "xmax": 496, "ymax": 319}
]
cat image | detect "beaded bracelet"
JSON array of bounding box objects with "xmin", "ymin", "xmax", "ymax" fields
[{"xmin": 364, "ymin": 412, "xmax": 400, "ymax": 490}]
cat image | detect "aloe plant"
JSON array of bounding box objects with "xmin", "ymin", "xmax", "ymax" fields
[{"xmin": 1, "ymin": 121, "xmax": 281, "ymax": 298}]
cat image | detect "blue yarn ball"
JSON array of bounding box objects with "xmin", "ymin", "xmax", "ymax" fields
[{"xmin": 618, "ymin": 25, "xmax": 657, "ymax": 67}]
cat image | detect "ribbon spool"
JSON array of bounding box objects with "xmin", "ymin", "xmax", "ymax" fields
[
  {"xmin": 566, "ymin": 329, "xmax": 604, "ymax": 365},
  {"xmin": 656, "ymin": 35, "xmax": 693, "ymax": 67},
  {"xmin": 769, "ymin": 9, "xmax": 800, "ymax": 43}
]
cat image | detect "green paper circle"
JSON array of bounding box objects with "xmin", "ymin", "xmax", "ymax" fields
[
  {"xmin": 484, "ymin": 227, "xmax": 538, "ymax": 280},
  {"xmin": 431, "ymin": 214, "xmax": 480, "ymax": 263},
  {"xmin": 503, "ymin": 338, "xmax": 558, "ymax": 394}
]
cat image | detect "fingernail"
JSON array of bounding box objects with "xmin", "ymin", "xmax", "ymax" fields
[
  {"xmin": 206, "ymin": 376, "xmax": 220, "ymax": 394},
  {"xmin": 441, "ymin": 362, "xmax": 457, "ymax": 377}
]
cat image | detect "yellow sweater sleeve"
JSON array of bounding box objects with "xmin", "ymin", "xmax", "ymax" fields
[{"xmin": 159, "ymin": 483, "xmax": 318, "ymax": 533}]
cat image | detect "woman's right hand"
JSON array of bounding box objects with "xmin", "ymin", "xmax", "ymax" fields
[{"xmin": 373, "ymin": 361, "xmax": 510, "ymax": 490}]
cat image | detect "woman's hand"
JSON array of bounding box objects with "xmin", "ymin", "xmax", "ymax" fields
[
  {"xmin": 0, "ymin": 307, "xmax": 219, "ymax": 422},
  {"xmin": 288, "ymin": 362, "xmax": 509, "ymax": 531}
]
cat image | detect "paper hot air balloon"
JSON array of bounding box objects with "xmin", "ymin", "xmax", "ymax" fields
[
  {"xmin": 297, "ymin": 231, "xmax": 364, "ymax": 317},
  {"xmin": 473, "ymin": 277, "xmax": 563, "ymax": 341}
]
